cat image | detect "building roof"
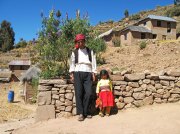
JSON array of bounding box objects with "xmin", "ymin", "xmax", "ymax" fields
[
  {"xmin": 8, "ymin": 60, "xmax": 31, "ymax": 66},
  {"xmin": 98, "ymin": 28, "xmax": 113, "ymax": 38},
  {"xmin": 121, "ymin": 25, "xmax": 152, "ymax": 33},
  {"xmin": 146, "ymin": 15, "xmax": 176, "ymax": 22}
]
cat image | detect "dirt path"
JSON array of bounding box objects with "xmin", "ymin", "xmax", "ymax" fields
[{"xmin": 11, "ymin": 102, "xmax": 180, "ymax": 134}]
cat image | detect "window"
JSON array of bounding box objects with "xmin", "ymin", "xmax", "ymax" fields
[
  {"xmin": 153, "ymin": 34, "xmax": 157, "ymax": 39},
  {"xmin": 144, "ymin": 22, "xmax": 146, "ymax": 26},
  {"xmin": 124, "ymin": 33, "xmax": 127, "ymax": 40},
  {"xmin": 167, "ymin": 22, "xmax": 171, "ymax": 33},
  {"xmin": 162, "ymin": 35, "xmax": 166, "ymax": 40},
  {"xmin": 157, "ymin": 21, "xmax": 161, "ymax": 27},
  {"xmin": 141, "ymin": 33, "xmax": 146, "ymax": 39}
]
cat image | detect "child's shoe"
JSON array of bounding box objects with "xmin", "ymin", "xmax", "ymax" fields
[
  {"xmin": 99, "ymin": 112, "xmax": 104, "ymax": 117},
  {"xmin": 105, "ymin": 113, "xmax": 110, "ymax": 116}
]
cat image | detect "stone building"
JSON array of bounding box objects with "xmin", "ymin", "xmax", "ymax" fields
[{"xmin": 120, "ymin": 15, "xmax": 177, "ymax": 45}]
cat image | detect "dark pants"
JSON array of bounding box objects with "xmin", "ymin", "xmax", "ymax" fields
[{"xmin": 74, "ymin": 72, "xmax": 92, "ymax": 116}]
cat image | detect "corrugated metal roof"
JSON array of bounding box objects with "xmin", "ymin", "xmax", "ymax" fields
[
  {"xmin": 147, "ymin": 15, "xmax": 176, "ymax": 22},
  {"xmin": 122, "ymin": 26, "xmax": 152, "ymax": 33},
  {"xmin": 8, "ymin": 60, "xmax": 31, "ymax": 66}
]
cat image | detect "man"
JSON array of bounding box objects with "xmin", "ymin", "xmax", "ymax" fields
[{"xmin": 69, "ymin": 34, "xmax": 97, "ymax": 121}]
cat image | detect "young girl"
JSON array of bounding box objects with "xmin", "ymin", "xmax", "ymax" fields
[{"xmin": 96, "ymin": 69, "xmax": 114, "ymax": 117}]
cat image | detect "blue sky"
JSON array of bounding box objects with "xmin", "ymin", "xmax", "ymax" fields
[{"xmin": 0, "ymin": 0, "xmax": 173, "ymax": 43}]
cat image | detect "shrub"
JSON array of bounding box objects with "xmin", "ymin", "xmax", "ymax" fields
[
  {"xmin": 112, "ymin": 36, "xmax": 121, "ymax": 47},
  {"xmin": 139, "ymin": 41, "xmax": 147, "ymax": 49},
  {"xmin": 165, "ymin": 5, "xmax": 180, "ymax": 17},
  {"xmin": 37, "ymin": 9, "xmax": 106, "ymax": 79},
  {"xmin": 129, "ymin": 14, "xmax": 141, "ymax": 21}
]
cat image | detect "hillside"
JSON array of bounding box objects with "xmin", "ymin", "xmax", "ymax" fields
[
  {"xmin": 98, "ymin": 40, "xmax": 180, "ymax": 73},
  {"xmin": 92, "ymin": 4, "xmax": 180, "ymax": 35}
]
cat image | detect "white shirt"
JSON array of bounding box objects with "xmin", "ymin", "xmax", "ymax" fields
[{"xmin": 69, "ymin": 48, "xmax": 97, "ymax": 73}]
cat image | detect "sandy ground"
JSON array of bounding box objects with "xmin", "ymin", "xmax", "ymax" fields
[{"xmin": 9, "ymin": 102, "xmax": 180, "ymax": 134}]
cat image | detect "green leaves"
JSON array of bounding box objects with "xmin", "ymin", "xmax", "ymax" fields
[
  {"xmin": 0, "ymin": 20, "xmax": 15, "ymax": 52},
  {"xmin": 37, "ymin": 9, "xmax": 106, "ymax": 79}
]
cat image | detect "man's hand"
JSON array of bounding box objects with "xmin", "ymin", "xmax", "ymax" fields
[
  {"xmin": 70, "ymin": 72, "xmax": 74, "ymax": 81},
  {"xmin": 92, "ymin": 73, "xmax": 96, "ymax": 82}
]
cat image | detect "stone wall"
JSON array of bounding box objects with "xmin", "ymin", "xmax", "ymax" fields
[{"xmin": 36, "ymin": 70, "xmax": 180, "ymax": 122}]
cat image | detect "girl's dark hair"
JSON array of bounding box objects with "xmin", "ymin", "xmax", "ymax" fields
[{"xmin": 100, "ymin": 69, "xmax": 110, "ymax": 79}]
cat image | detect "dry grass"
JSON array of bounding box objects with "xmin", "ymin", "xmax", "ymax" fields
[{"xmin": 0, "ymin": 82, "xmax": 34, "ymax": 123}]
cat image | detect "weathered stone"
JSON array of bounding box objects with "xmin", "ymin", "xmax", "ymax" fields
[
  {"xmin": 59, "ymin": 88, "xmax": 65, "ymax": 93},
  {"xmin": 110, "ymin": 75, "xmax": 124, "ymax": 81},
  {"xmin": 124, "ymin": 73, "xmax": 145, "ymax": 81},
  {"xmin": 163, "ymin": 91, "xmax": 170, "ymax": 99},
  {"xmin": 56, "ymin": 100, "xmax": 65, "ymax": 106},
  {"xmin": 159, "ymin": 76, "xmax": 176, "ymax": 81},
  {"xmin": 145, "ymin": 91, "xmax": 152, "ymax": 97},
  {"xmin": 160, "ymin": 80, "xmax": 170, "ymax": 86},
  {"xmin": 65, "ymin": 106, "xmax": 73, "ymax": 112},
  {"xmin": 155, "ymin": 84, "xmax": 163, "ymax": 89},
  {"xmin": 143, "ymin": 79, "xmax": 151, "ymax": 84},
  {"xmin": 52, "ymin": 94, "xmax": 59, "ymax": 100},
  {"xmin": 125, "ymin": 86, "xmax": 133, "ymax": 92},
  {"xmin": 60, "ymin": 98, "xmax": 65, "ymax": 102},
  {"xmin": 112, "ymin": 81, "xmax": 128, "ymax": 85},
  {"xmin": 67, "ymin": 84, "xmax": 74, "ymax": 90},
  {"xmin": 170, "ymin": 88, "xmax": 180, "ymax": 94},
  {"xmin": 51, "ymin": 99, "xmax": 55, "ymax": 105},
  {"xmin": 118, "ymin": 96, "xmax": 124, "ymax": 102},
  {"xmin": 124, "ymin": 97, "xmax": 134, "ymax": 104},
  {"xmin": 52, "ymin": 88, "xmax": 59, "ymax": 91},
  {"xmin": 157, "ymin": 89, "xmax": 164, "ymax": 95},
  {"xmin": 39, "ymin": 79, "xmax": 67, "ymax": 85},
  {"xmin": 133, "ymin": 87, "xmax": 143, "ymax": 92},
  {"xmin": 122, "ymin": 91, "xmax": 133, "ymax": 97},
  {"xmin": 133, "ymin": 92, "xmax": 145, "ymax": 100},
  {"xmin": 114, "ymin": 86, "xmax": 121, "ymax": 90},
  {"xmin": 38, "ymin": 85, "xmax": 52, "ymax": 91},
  {"xmin": 56, "ymin": 106, "xmax": 65, "ymax": 111},
  {"xmin": 36, "ymin": 105, "xmax": 55, "ymax": 122},
  {"xmin": 51, "ymin": 90, "xmax": 59, "ymax": 95},
  {"xmin": 128, "ymin": 82, "xmax": 139, "ymax": 88},
  {"xmin": 167, "ymin": 70, "xmax": 180, "ymax": 77},
  {"xmin": 114, "ymin": 90, "xmax": 123, "ymax": 96},
  {"xmin": 37, "ymin": 91, "xmax": 51, "ymax": 105},
  {"xmin": 133, "ymin": 100, "xmax": 144, "ymax": 107},
  {"xmin": 138, "ymin": 80, "xmax": 143, "ymax": 85},
  {"xmin": 116, "ymin": 102, "xmax": 125, "ymax": 109},
  {"xmin": 72, "ymin": 107, "xmax": 77, "ymax": 115},
  {"xmin": 175, "ymin": 81, "xmax": 180, "ymax": 87},
  {"xmin": 143, "ymin": 96, "xmax": 153, "ymax": 105},
  {"xmin": 54, "ymin": 85, "xmax": 68, "ymax": 88},
  {"xmin": 147, "ymin": 85, "xmax": 156, "ymax": 92},
  {"xmin": 150, "ymin": 80, "xmax": 155, "ymax": 85},
  {"xmin": 153, "ymin": 93, "xmax": 162, "ymax": 98},
  {"xmin": 112, "ymin": 71, "xmax": 121, "ymax": 75},
  {"xmin": 124, "ymin": 103, "xmax": 135, "ymax": 109},
  {"xmin": 65, "ymin": 99, "xmax": 73, "ymax": 106},
  {"xmin": 154, "ymin": 98, "xmax": 162, "ymax": 103},
  {"xmin": 147, "ymin": 74, "xmax": 159, "ymax": 80},
  {"xmin": 65, "ymin": 93, "xmax": 74, "ymax": 100}
]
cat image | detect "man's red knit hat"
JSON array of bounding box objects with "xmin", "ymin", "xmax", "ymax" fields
[{"xmin": 75, "ymin": 34, "xmax": 85, "ymax": 42}]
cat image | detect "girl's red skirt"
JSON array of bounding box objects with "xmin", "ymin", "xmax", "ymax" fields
[{"xmin": 99, "ymin": 91, "xmax": 114, "ymax": 107}]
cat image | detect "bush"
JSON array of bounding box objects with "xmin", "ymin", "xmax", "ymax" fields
[
  {"xmin": 139, "ymin": 41, "xmax": 147, "ymax": 49},
  {"xmin": 112, "ymin": 36, "xmax": 121, "ymax": 47},
  {"xmin": 129, "ymin": 14, "xmax": 141, "ymax": 21},
  {"xmin": 165, "ymin": 5, "xmax": 180, "ymax": 17}
]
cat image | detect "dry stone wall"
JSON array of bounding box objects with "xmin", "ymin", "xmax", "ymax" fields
[{"xmin": 36, "ymin": 70, "xmax": 180, "ymax": 122}]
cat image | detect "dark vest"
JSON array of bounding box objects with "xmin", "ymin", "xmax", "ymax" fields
[{"xmin": 74, "ymin": 47, "xmax": 92, "ymax": 64}]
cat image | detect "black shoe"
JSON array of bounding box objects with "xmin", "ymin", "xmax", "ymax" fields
[{"xmin": 78, "ymin": 114, "xmax": 84, "ymax": 121}]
